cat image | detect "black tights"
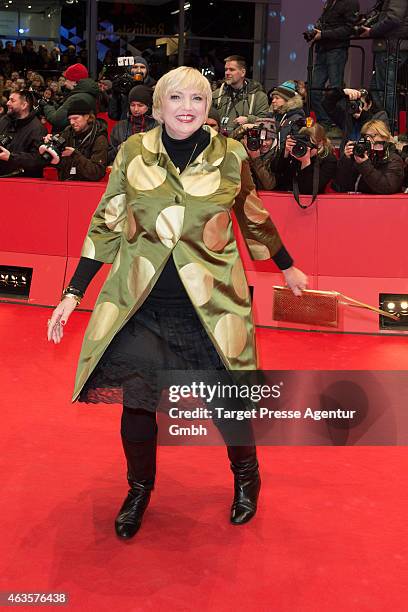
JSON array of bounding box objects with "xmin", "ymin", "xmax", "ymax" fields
[
  {"xmin": 121, "ymin": 405, "xmax": 255, "ymax": 446},
  {"xmin": 121, "ymin": 407, "xmax": 158, "ymax": 442}
]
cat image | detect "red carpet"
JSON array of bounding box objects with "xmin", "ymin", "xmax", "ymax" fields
[{"xmin": 0, "ymin": 303, "xmax": 407, "ymax": 611}]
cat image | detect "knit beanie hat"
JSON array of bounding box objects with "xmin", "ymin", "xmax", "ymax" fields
[
  {"xmin": 67, "ymin": 98, "xmax": 94, "ymax": 116},
  {"xmin": 128, "ymin": 85, "xmax": 153, "ymax": 107},
  {"xmin": 133, "ymin": 56, "xmax": 148, "ymax": 70},
  {"xmin": 63, "ymin": 63, "xmax": 89, "ymax": 82},
  {"xmin": 271, "ymin": 80, "xmax": 297, "ymax": 101}
]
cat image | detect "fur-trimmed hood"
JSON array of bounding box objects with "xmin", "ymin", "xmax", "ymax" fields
[{"xmin": 274, "ymin": 93, "xmax": 304, "ymax": 115}]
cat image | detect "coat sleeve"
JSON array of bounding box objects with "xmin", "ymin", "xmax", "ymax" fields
[
  {"xmin": 371, "ymin": 0, "xmax": 406, "ymax": 38},
  {"xmin": 322, "ymin": 88, "xmax": 347, "ymax": 129},
  {"xmin": 248, "ymin": 156, "xmax": 277, "ymax": 190},
  {"xmin": 43, "ymin": 99, "xmax": 70, "ymax": 131},
  {"xmin": 7, "ymin": 123, "xmax": 47, "ymax": 174},
  {"xmin": 80, "ymin": 145, "xmax": 128, "ymax": 263},
  {"xmin": 320, "ymin": 0, "xmax": 360, "ymax": 39},
  {"xmin": 357, "ymin": 153, "xmax": 404, "ymax": 194},
  {"xmin": 233, "ymin": 156, "xmax": 293, "ymax": 268},
  {"xmin": 71, "ymin": 134, "xmax": 108, "ymax": 182}
]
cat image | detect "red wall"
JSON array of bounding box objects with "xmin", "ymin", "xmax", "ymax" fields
[{"xmin": 1, "ymin": 178, "xmax": 407, "ymax": 334}]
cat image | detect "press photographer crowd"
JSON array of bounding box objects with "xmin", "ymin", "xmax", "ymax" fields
[{"xmin": 0, "ymin": 0, "xmax": 408, "ymax": 196}]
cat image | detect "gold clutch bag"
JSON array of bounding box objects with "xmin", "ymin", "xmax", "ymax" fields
[{"xmin": 272, "ymin": 286, "xmax": 398, "ymax": 328}]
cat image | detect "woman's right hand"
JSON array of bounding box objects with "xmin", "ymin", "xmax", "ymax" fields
[
  {"xmin": 284, "ymin": 136, "xmax": 296, "ymax": 158},
  {"xmin": 344, "ymin": 141, "xmax": 355, "ymax": 159},
  {"xmin": 47, "ymin": 297, "xmax": 77, "ymax": 344}
]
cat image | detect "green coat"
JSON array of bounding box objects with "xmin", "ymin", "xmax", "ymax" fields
[
  {"xmin": 43, "ymin": 78, "xmax": 99, "ymax": 131},
  {"xmin": 73, "ymin": 125, "xmax": 285, "ymax": 401}
]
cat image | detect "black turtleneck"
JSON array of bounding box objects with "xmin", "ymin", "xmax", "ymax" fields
[{"xmin": 147, "ymin": 126, "xmax": 210, "ymax": 305}]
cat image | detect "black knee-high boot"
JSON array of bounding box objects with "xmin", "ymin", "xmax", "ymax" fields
[
  {"xmin": 115, "ymin": 435, "xmax": 157, "ymax": 539},
  {"xmin": 227, "ymin": 445, "xmax": 261, "ymax": 525}
]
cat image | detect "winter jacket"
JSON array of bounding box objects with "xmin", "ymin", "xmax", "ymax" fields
[
  {"xmin": 212, "ymin": 80, "xmax": 269, "ymax": 135},
  {"xmin": 316, "ymin": 0, "xmax": 360, "ymax": 51},
  {"xmin": 335, "ymin": 147, "xmax": 404, "ymax": 193},
  {"xmin": 42, "ymin": 78, "xmax": 99, "ymax": 131},
  {"xmin": 247, "ymin": 149, "xmax": 278, "ymax": 190},
  {"xmin": 56, "ymin": 118, "xmax": 108, "ymax": 182},
  {"xmin": 0, "ymin": 110, "xmax": 46, "ymax": 178},
  {"xmin": 370, "ymin": 0, "xmax": 408, "ymax": 52},
  {"xmin": 267, "ymin": 95, "xmax": 306, "ymax": 151},
  {"xmin": 72, "ymin": 125, "xmax": 292, "ymax": 401},
  {"xmin": 108, "ymin": 114, "xmax": 157, "ymax": 164},
  {"xmin": 322, "ymin": 87, "xmax": 389, "ymax": 150},
  {"xmin": 275, "ymin": 152, "xmax": 338, "ymax": 193}
]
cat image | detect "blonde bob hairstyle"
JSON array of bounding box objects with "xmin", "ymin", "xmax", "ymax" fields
[
  {"xmin": 361, "ymin": 119, "xmax": 393, "ymax": 142},
  {"xmin": 152, "ymin": 66, "xmax": 213, "ymax": 124},
  {"xmin": 299, "ymin": 123, "xmax": 334, "ymax": 158}
]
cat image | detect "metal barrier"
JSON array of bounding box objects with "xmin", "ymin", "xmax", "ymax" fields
[{"xmin": 306, "ymin": 36, "xmax": 408, "ymax": 133}]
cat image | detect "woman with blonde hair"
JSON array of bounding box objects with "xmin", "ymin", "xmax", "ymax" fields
[
  {"xmin": 47, "ymin": 66, "xmax": 307, "ymax": 539},
  {"xmin": 335, "ymin": 119, "xmax": 404, "ymax": 194},
  {"xmin": 274, "ymin": 122, "xmax": 337, "ymax": 194}
]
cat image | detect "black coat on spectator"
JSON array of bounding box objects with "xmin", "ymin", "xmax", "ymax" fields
[
  {"xmin": 371, "ymin": 0, "xmax": 408, "ymax": 52},
  {"xmin": 108, "ymin": 114, "xmax": 157, "ymax": 164},
  {"xmin": 316, "ymin": 0, "xmax": 360, "ymax": 52},
  {"xmin": 0, "ymin": 110, "xmax": 46, "ymax": 178},
  {"xmin": 322, "ymin": 88, "xmax": 389, "ymax": 151},
  {"xmin": 334, "ymin": 148, "xmax": 404, "ymax": 194},
  {"xmin": 56, "ymin": 118, "xmax": 108, "ymax": 182},
  {"xmin": 275, "ymin": 152, "xmax": 338, "ymax": 194}
]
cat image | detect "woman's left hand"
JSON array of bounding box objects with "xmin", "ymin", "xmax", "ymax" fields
[{"xmin": 282, "ymin": 266, "xmax": 308, "ymax": 297}]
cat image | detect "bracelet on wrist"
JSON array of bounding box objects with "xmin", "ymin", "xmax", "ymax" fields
[{"xmin": 62, "ymin": 286, "xmax": 84, "ymax": 305}]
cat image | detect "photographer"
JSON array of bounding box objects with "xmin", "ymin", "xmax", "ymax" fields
[
  {"xmin": 335, "ymin": 119, "xmax": 404, "ymax": 193},
  {"xmin": 108, "ymin": 56, "xmax": 156, "ymax": 121},
  {"xmin": 0, "ymin": 89, "xmax": 46, "ymax": 178},
  {"xmin": 307, "ymin": 0, "xmax": 360, "ymax": 130},
  {"xmin": 233, "ymin": 118, "xmax": 278, "ymax": 190},
  {"xmin": 268, "ymin": 81, "xmax": 306, "ymax": 151},
  {"xmin": 275, "ymin": 123, "xmax": 337, "ymax": 194},
  {"xmin": 212, "ymin": 55, "xmax": 269, "ymax": 135},
  {"xmin": 39, "ymin": 99, "xmax": 108, "ymax": 182},
  {"xmin": 322, "ymin": 87, "xmax": 388, "ymax": 151},
  {"xmin": 360, "ymin": 0, "xmax": 408, "ymax": 126},
  {"xmin": 41, "ymin": 64, "xmax": 98, "ymax": 132},
  {"xmin": 108, "ymin": 85, "xmax": 156, "ymax": 164}
]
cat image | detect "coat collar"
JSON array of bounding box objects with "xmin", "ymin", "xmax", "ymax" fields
[{"xmin": 140, "ymin": 124, "xmax": 227, "ymax": 170}]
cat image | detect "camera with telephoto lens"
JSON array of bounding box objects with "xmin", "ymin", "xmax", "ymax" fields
[
  {"xmin": 105, "ymin": 57, "xmax": 145, "ymax": 96},
  {"xmin": 288, "ymin": 118, "xmax": 316, "ymax": 159},
  {"xmin": 112, "ymin": 72, "xmax": 138, "ymax": 96},
  {"xmin": 0, "ymin": 134, "xmax": 13, "ymax": 149},
  {"xmin": 40, "ymin": 135, "xmax": 67, "ymax": 163},
  {"xmin": 352, "ymin": 137, "xmax": 372, "ymax": 158},
  {"xmin": 353, "ymin": 1, "xmax": 383, "ymax": 35},
  {"xmin": 246, "ymin": 124, "xmax": 268, "ymax": 151}
]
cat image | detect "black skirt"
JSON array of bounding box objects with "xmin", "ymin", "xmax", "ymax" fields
[{"xmin": 78, "ymin": 296, "xmax": 225, "ymax": 411}]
